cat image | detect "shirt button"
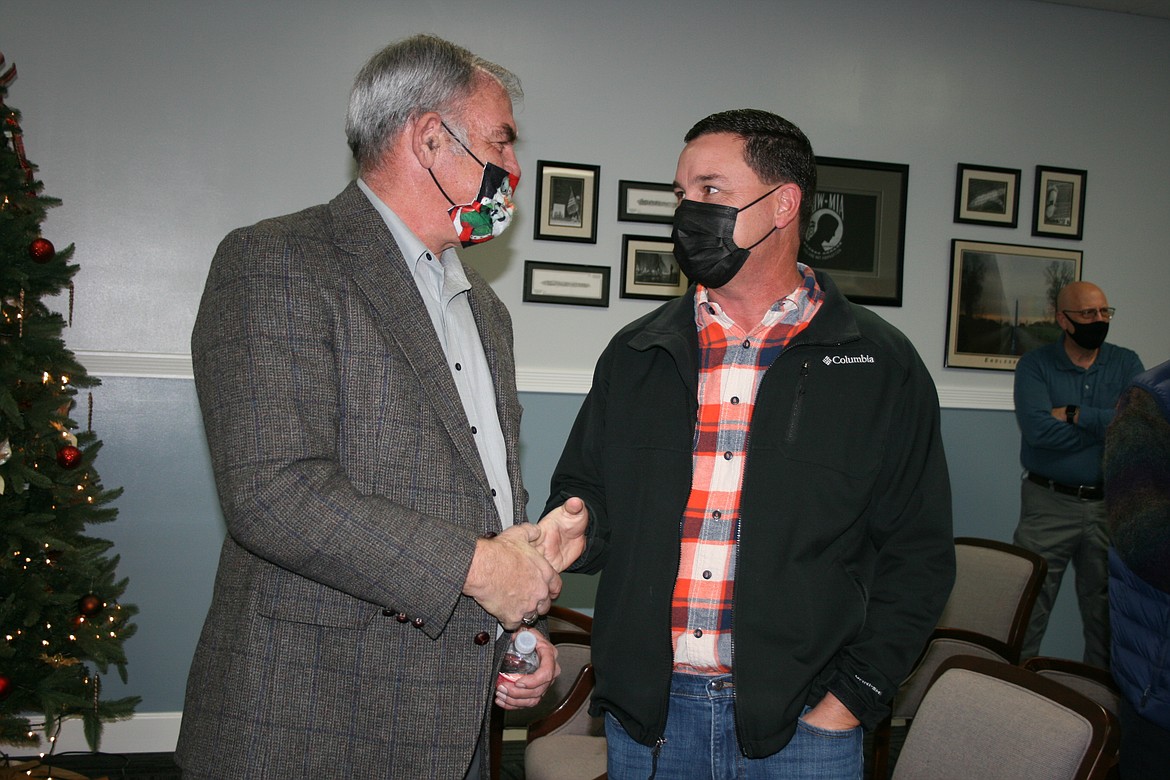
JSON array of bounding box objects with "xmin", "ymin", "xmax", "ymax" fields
[
  {"xmin": 723, "ymin": 451, "xmax": 733, "ymax": 460},
  {"xmin": 455, "ymin": 363, "xmax": 462, "ymax": 371},
  {"xmin": 702, "ymin": 570, "xmax": 712, "ymax": 580},
  {"xmin": 693, "ymin": 628, "xmax": 703, "ymax": 638},
  {"xmin": 474, "ymin": 631, "xmax": 491, "ymax": 646},
  {"xmin": 712, "ymin": 510, "xmax": 722, "ymax": 519},
  {"xmin": 491, "ymin": 488, "xmax": 497, "ymax": 497},
  {"xmin": 730, "ymin": 396, "xmax": 740, "ymax": 405},
  {"xmin": 471, "ymin": 425, "xmax": 478, "ymax": 434},
  {"xmin": 742, "ymin": 339, "xmax": 751, "ymax": 349}
]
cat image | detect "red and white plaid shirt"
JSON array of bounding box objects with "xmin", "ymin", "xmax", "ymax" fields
[{"xmin": 672, "ymin": 266, "xmax": 824, "ymax": 674}]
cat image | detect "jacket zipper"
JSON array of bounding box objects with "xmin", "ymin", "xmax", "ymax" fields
[{"xmin": 785, "ymin": 360, "xmax": 811, "ymax": 443}]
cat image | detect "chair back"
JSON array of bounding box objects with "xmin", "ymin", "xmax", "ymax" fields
[
  {"xmin": 545, "ymin": 604, "xmax": 593, "ymax": 635},
  {"xmin": 893, "ymin": 656, "xmax": 1118, "ymax": 780},
  {"xmin": 491, "ymin": 607, "xmax": 595, "ymax": 780},
  {"xmin": 1022, "ymin": 657, "xmax": 1122, "ymax": 717},
  {"xmin": 939, "ymin": 537, "xmax": 1047, "ymax": 658},
  {"xmin": 874, "ymin": 537, "xmax": 1051, "ymax": 778}
]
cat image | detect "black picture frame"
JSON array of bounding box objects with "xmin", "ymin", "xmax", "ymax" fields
[
  {"xmin": 1032, "ymin": 165, "xmax": 1086, "ymax": 240},
  {"xmin": 945, "ymin": 239, "xmax": 1083, "ymax": 371},
  {"xmin": 522, "ymin": 260, "xmax": 610, "ymax": 307},
  {"xmin": 620, "ymin": 234, "xmax": 689, "ymax": 300},
  {"xmin": 533, "ymin": 161, "xmax": 600, "ymax": 243},
  {"xmin": 954, "ymin": 163, "xmax": 1021, "ymax": 228},
  {"xmin": 798, "ymin": 156, "xmax": 908, "ymax": 306},
  {"xmin": 617, "ymin": 180, "xmax": 677, "ymax": 224}
]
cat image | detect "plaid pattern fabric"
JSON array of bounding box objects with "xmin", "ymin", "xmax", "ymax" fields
[{"xmin": 672, "ymin": 267, "xmax": 823, "ymax": 673}]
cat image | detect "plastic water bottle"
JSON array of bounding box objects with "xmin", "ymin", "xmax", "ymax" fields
[{"xmin": 499, "ymin": 629, "xmax": 539, "ymax": 681}]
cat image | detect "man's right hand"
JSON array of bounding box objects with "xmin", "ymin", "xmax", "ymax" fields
[{"xmin": 462, "ymin": 523, "xmax": 561, "ymax": 630}]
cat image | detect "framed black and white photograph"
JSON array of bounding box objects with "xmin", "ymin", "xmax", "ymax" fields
[
  {"xmin": 617, "ymin": 180, "xmax": 677, "ymax": 224},
  {"xmin": 522, "ymin": 260, "xmax": 610, "ymax": 307},
  {"xmin": 954, "ymin": 163, "xmax": 1021, "ymax": 227},
  {"xmin": 945, "ymin": 239, "xmax": 1083, "ymax": 371},
  {"xmin": 798, "ymin": 156, "xmax": 908, "ymax": 306},
  {"xmin": 1033, "ymin": 165, "xmax": 1086, "ymax": 240},
  {"xmin": 620, "ymin": 235, "xmax": 689, "ymax": 300},
  {"xmin": 533, "ymin": 161, "xmax": 600, "ymax": 243}
]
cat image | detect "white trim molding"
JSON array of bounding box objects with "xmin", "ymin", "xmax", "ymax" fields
[
  {"xmin": 75, "ymin": 351, "xmax": 1014, "ymax": 410},
  {"xmin": 1, "ymin": 711, "xmax": 181, "ymax": 756}
]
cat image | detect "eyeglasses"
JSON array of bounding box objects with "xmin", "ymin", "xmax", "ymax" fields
[{"xmin": 1062, "ymin": 307, "xmax": 1116, "ymax": 321}]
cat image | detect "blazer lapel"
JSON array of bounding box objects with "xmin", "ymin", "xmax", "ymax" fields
[{"xmin": 329, "ymin": 183, "xmax": 493, "ymax": 494}]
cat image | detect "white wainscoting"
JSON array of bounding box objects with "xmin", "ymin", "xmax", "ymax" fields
[{"xmin": 76, "ymin": 351, "xmax": 1013, "ymax": 410}]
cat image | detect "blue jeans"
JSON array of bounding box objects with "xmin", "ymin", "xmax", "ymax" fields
[{"xmin": 605, "ymin": 672, "xmax": 863, "ymax": 779}]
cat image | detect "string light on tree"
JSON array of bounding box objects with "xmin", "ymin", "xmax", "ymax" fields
[{"xmin": 0, "ymin": 51, "xmax": 139, "ymax": 754}]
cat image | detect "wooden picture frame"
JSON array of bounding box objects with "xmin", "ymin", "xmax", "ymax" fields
[
  {"xmin": 620, "ymin": 234, "xmax": 689, "ymax": 300},
  {"xmin": 798, "ymin": 156, "xmax": 908, "ymax": 306},
  {"xmin": 954, "ymin": 163, "xmax": 1021, "ymax": 227},
  {"xmin": 945, "ymin": 239, "xmax": 1082, "ymax": 371},
  {"xmin": 533, "ymin": 161, "xmax": 600, "ymax": 243}
]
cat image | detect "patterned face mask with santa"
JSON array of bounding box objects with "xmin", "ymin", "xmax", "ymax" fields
[{"xmin": 429, "ymin": 121, "xmax": 519, "ymax": 248}]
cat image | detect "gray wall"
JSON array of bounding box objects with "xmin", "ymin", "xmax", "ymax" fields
[{"xmin": 5, "ymin": 0, "xmax": 1168, "ymax": 715}]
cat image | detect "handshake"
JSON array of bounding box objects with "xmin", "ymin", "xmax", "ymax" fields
[{"xmin": 462, "ymin": 497, "xmax": 590, "ymax": 630}]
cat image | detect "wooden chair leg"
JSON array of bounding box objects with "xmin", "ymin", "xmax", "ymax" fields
[
  {"xmin": 871, "ymin": 714, "xmax": 892, "ymax": 780},
  {"xmin": 489, "ymin": 702, "xmax": 504, "ymax": 780}
]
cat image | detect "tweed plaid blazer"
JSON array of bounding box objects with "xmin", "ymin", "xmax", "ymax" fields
[{"xmin": 175, "ymin": 182, "xmax": 527, "ymax": 779}]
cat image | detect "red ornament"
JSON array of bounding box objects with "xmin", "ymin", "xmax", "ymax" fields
[
  {"xmin": 78, "ymin": 594, "xmax": 104, "ymax": 617},
  {"xmin": 29, "ymin": 237, "xmax": 55, "ymax": 263},
  {"xmin": 0, "ymin": 675, "xmax": 11, "ymax": 702},
  {"xmin": 56, "ymin": 444, "xmax": 82, "ymax": 469}
]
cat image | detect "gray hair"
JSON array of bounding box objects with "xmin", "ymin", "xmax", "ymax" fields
[{"xmin": 345, "ymin": 34, "xmax": 522, "ymax": 172}]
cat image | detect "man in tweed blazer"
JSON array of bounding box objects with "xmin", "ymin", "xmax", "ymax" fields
[{"xmin": 176, "ymin": 35, "xmax": 585, "ymax": 779}]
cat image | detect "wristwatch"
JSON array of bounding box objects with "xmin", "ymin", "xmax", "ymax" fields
[{"xmin": 1065, "ymin": 404, "xmax": 1078, "ymax": 424}]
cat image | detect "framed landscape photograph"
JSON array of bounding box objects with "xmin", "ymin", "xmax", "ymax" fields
[
  {"xmin": 1033, "ymin": 165, "xmax": 1086, "ymax": 240},
  {"xmin": 620, "ymin": 234, "xmax": 689, "ymax": 300},
  {"xmin": 522, "ymin": 260, "xmax": 610, "ymax": 307},
  {"xmin": 533, "ymin": 160, "xmax": 600, "ymax": 243},
  {"xmin": 954, "ymin": 163, "xmax": 1021, "ymax": 227},
  {"xmin": 798, "ymin": 156, "xmax": 908, "ymax": 306},
  {"xmin": 617, "ymin": 180, "xmax": 677, "ymax": 224},
  {"xmin": 945, "ymin": 239, "xmax": 1082, "ymax": 371}
]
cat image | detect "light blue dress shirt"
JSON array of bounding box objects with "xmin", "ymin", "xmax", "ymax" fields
[{"xmin": 358, "ymin": 179, "xmax": 514, "ymax": 528}]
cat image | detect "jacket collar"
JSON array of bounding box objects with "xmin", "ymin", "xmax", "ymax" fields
[{"xmin": 628, "ymin": 268, "xmax": 862, "ymax": 356}]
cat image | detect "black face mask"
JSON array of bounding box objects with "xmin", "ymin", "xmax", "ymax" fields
[
  {"xmin": 671, "ymin": 185, "xmax": 780, "ymax": 288},
  {"xmin": 1067, "ymin": 319, "xmax": 1109, "ymax": 350}
]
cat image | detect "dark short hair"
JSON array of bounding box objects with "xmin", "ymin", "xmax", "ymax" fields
[{"xmin": 684, "ymin": 109, "xmax": 817, "ymax": 234}]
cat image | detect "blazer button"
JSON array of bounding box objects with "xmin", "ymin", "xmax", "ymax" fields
[
  {"xmin": 412, "ymin": 616, "xmax": 425, "ymax": 628},
  {"xmin": 474, "ymin": 631, "xmax": 491, "ymax": 646},
  {"xmin": 382, "ymin": 609, "xmax": 394, "ymax": 617},
  {"xmin": 482, "ymin": 531, "xmax": 498, "ymax": 539},
  {"xmin": 395, "ymin": 612, "xmax": 409, "ymax": 623}
]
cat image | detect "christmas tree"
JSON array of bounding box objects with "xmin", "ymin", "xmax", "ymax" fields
[{"xmin": 0, "ymin": 53, "xmax": 139, "ymax": 754}]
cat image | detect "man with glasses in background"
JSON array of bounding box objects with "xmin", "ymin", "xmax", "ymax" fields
[{"xmin": 1013, "ymin": 281, "xmax": 1143, "ymax": 667}]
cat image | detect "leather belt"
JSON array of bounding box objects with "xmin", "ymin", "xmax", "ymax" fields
[{"xmin": 1027, "ymin": 472, "xmax": 1103, "ymax": 501}]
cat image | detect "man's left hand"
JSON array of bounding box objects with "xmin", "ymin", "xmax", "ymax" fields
[
  {"xmin": 801, "ymin": 691, "xmax": 861, "ymax": 731},
  {"xmin": 494, "ymin": 630, "xmax": 561, "ymax": 710}
]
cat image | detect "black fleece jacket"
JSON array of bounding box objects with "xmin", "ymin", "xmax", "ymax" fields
[{"xmin": 546, "ymin": 270, "xmax": 955, "ymax": 758}]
